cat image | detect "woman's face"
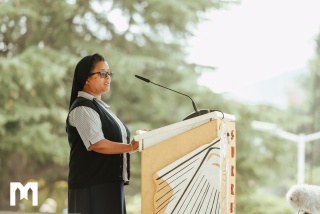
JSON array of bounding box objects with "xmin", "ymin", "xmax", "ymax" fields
[{"xmin": 84, "ymin": 60, "xmax": 111, "ymax": 97}]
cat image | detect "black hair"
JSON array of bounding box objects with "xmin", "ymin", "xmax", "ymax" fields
[{"xmin": 90, "ymin": 53, "xmax": 105, "ymax": 71}]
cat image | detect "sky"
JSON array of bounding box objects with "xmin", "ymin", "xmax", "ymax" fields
[{"xmin": 188, "ymin": 0, "xmax": 320, "ymax": 94}]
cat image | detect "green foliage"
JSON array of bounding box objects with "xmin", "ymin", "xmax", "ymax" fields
[
  {"xmin": 0, "ymin": 46, "xmax": 72, "ymax": 211},
  {"xmin": 302, "ymin": 33, "xmax": 320, "ymax": 181},
  {"xmin": 287, "ymin": 32, "xmax": 320, "ymax": 183},
  {"xmin": 236, "ymin": 189, "xmax": 293, "ymax": 214}
]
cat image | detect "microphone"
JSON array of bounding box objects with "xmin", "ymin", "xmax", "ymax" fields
[{"xmin": 135, "ymin": 75, "xmax": 201, "ymax": 120}]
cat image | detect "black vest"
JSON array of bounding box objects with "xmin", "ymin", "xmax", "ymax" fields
[{"xmin": 66, "ymin": 97, "xmax": 130, "ymax": 189}]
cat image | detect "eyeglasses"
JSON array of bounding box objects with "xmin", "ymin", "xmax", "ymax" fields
[{"xmin": 89, "ymin": 71, "xmax": 114, "ymax": 78}]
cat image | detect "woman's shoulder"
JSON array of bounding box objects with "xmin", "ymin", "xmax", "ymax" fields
[{"xmin": 70, "ymin": 97, "xmax": 97, "ymax": 110}]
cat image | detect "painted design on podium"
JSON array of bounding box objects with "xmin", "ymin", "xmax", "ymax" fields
[{"xmin": 153, "ymin": 137, "xmax": 221, "ymax": 214}]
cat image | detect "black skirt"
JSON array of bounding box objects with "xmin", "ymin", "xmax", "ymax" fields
[{"xmin": 68, "ymin": 181, "xmax": 126, "ymax": 214}]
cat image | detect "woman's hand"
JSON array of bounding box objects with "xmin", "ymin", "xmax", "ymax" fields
[{"xmin": 130, "ymin": 139, "xmax": 139, "ymax": 151}]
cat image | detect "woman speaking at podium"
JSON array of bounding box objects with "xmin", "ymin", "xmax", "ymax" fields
[{"xmin": 66, "ymin": 53, "xmax": 139, "ymax": 214}]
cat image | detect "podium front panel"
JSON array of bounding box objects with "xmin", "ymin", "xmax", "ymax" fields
[{"xmin": 140, "ymin": 119, "xmax": 236, "ymax": 214}]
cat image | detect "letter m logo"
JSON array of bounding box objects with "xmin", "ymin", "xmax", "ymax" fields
[{"xmin": 10, "ymin": 182, "xmax": 38, "ymax": 206}]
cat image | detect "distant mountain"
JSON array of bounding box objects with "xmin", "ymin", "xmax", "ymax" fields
[{"xmin": 222, "ymin": 67, "xmax": 309, "ymax": 109}]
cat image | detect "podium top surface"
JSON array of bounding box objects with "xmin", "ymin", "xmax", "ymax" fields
[{"xmin": 134, "ymin": 111, "xmax": 235, "ymax": 142}]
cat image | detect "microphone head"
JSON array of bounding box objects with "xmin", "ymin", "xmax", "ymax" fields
[{"xmin": 135, "ymin": 75, "xmax": 151, "ymax": 83}]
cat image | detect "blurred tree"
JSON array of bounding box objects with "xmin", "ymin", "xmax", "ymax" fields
[
  {"xmin": 236, "ymin": 30, "xmax": 320, "ymax": 211},
  {"xmin": 0, "ymin": 0, "xmax": 239, "ymax": 211},
  {"xmin": 304, "ymin": 32, "xmax": 320, "ymax": 184}
]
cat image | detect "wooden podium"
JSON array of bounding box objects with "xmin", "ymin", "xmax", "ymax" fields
[{"xmin": 134, "ymin": 111, "xmax": 236, "ymax": 214}]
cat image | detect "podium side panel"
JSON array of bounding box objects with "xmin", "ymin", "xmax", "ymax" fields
[
  {"xmin": 141, "ymin": 120, "xmax": 218, "ymax": 214},
  {"xmin": 229, "ymin": 122, "xmax": 236, "ymax": 213},
  {"xmin": 218, "ymin": 120, "xmax": 236, "ymax": 214}
]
